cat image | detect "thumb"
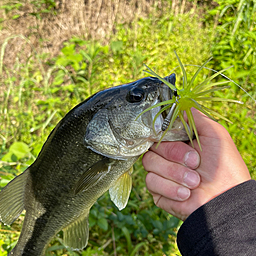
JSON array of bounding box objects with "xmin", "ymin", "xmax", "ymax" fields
[{"xmin": 189, "ymin": 108, "xmax": 222, "ymax": 138}]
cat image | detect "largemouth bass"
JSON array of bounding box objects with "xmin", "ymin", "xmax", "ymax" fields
[{"xmin": 0, "ymin": 75, "xmax": 189, "ymax": 256}]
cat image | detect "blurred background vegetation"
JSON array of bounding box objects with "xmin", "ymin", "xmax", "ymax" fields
[{"xmin": 0, "ymin": 0, "xmax": 255, "ymax": 255}]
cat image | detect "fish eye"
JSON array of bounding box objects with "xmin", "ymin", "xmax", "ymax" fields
[{"xmin": 126, "ymin": 87, "xmax": 145, "ymax": 103}]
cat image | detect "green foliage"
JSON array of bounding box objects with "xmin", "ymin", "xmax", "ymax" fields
[
  {"xmin": 208, "ymin": 0, "xmax": 256, "ymax": 96},
  {"xmin": 108, "ymin": 13, "xmax": 211, "ymax": 84},
  {"xmin": 2, "ymin": 142, "xmax": 30, "ymax": 161},
  {"xmin": 52, "ymin": 38, "xmax": 109, "ymax": 98},
  {"xmin": 0, "ymin": 0, "xmax": 57, "ymax": 21},
  {"xmin": 0, "ymin": 1, "xmax": 255, "ymax": 255},
  {"xmin": 206, "ymin": 0, "xmax": 256, "ymax": 177}
]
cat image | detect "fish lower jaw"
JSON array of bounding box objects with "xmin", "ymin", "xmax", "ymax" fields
[{"xmin": 152, "ymin": 113, "xmax": 164, "ymax": 134}]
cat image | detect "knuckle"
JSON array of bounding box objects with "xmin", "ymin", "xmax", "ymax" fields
[
  {"xmin": 142, "ymin": 151, "xmax": 153, "ymax": 169},
  {"xmin": 160, "ymin": 183, "xmax": 176, "ymax": 200},
  {"xmin": 153, "ymin": 195, "xmax": 162, "ymax": 208},
  {"xmin": 165, "ymin": 165, "xmax": 183, "ymax": 183},
  {"xmin": 221, "ymin": 125, "xmax": 232, "ymax": 139},
  {"xmin": 164, "ymin": 142, "xmax": 184, "ymax": 162},
  {"xmin": 216, "ymin": 122, "xmax": 232, "ymax": 140},
  {"xmin": 145, "ymin": 172, "xmax": 155, "ymax": 187}
]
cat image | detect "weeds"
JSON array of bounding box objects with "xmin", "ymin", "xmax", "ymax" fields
[{"xmin": 0, "ymin": 1, "xmax": 255, "ymax": 255}]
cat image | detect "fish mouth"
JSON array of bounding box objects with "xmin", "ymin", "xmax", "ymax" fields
[
  {"xmin": 156, "ymin": 75, "xmax": 192, "ymax": 141},
  {"xmin": 159, "ymin": 85, "xmax": 172, "ymax": 119},
  {"xmin": 158, "ymin": 74, "xmax": 177, "ymax": 130},
  {"xmin": 149, "ymin": 79, "xmax": 175, "ymax": 135}
]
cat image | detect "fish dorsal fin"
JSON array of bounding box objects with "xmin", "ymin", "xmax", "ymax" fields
[
  {"xmin": 0, "ymin": 169, "xmax": 29, "ymax": 225},
  {"xmin": 63, "ymin": 213, "xmax": 89, "ymax": 250},
  {"xmin": 109, "ymin": 167, "xmax": 133, "ymax": 210},
  {"xmin": 74, "ymin": 158, "xmax": 111, "ymax": 194}
]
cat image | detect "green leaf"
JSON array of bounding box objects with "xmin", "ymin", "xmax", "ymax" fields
[
  {"xmin": 97, "ymin": 218, "xmax": 108, "ymax": 231},
  {"xmin": 0, "ymin": 178, "xmax": 12, "ymax": 186},
  {"xmin": 164, "ymin": 216, "xmax": 180, "ymax": 229},
  {"xmin": 12, "ymin": 15, "xmax": 20, "ymax": 19},
  {"xmin": 2, "ymin": 142, "xmax": 30, "ymax": 161},
  {"xmin": 111, "ymin": 40, "xmax": 123, "ymax": 54},
  {"xmin": 88, "ymin": 215, "xmax": 97, "ymax": 228},
  {"xmin": 130, "ymin": 242, "xmax": 146, "ymax": 256},
  {"xmin": 122, "ymin": 226, "xmax": 132, "ymax": 254},
  {"xmin": 152, "ymin": 220, "xmax": 163, "ymax": 230}
]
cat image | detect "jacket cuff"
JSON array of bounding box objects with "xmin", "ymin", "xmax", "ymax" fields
[{"xmin": 177, "ymin": 180, "xmax": 256, "ymax": 256}]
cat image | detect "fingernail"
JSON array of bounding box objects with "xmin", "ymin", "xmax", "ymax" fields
[
  {"xmin": 184, "ymin": 151, "xmax": 200, "ymax": 169},
  {"xmin": 183, "ymin": 172, "xmax": 200, "ymax": 187},
  {"xmin": 177, "ymin": 187, "xmax": 190, "ymax": 200}
]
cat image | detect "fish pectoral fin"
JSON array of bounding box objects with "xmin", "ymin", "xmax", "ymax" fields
[
  {"xmin": 63, "ymin": 213, "xmax": 89, "ymax": 250},
  {"xmin": 109, "ymin": 167, "xmax": 133, "ymax": 211},
  {"xmin": 0, "ymin": 169, "xmax": 29, "ymax": 225},
  {"xmin": 74, "ymin": 157, "xmax": 112, "ymax": 194}
]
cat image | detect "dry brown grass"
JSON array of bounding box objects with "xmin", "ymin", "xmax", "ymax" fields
[
  {"xmin": 0, "ymin": 0, "xmax": 214, "ymax": 71},
  {"xmin": 0, "ymin": 0, "xmax": 164, "ymax": 68}
]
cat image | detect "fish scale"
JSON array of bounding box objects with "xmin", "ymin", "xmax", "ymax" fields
[{"xmin": 0, "ymin": 76, "xmax": 189, "ymax": 256}]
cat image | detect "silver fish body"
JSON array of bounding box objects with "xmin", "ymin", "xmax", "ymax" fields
[{"xmin": 0, "ymin": 75, "xmax": 189, "ymax": 256}]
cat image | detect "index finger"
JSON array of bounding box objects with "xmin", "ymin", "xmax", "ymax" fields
[{"xmin": 149, "ymin": 141, "xmax": 200, "ymax": 169}]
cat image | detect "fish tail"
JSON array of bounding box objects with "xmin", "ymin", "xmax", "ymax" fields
[
  {"xmin": 0, "ymin": 169, "xmax": 29, "ymax": 225},
  {"xmin": 1, "ymin": 169, "xmax": 51, "ymax": 256},
  {"xmin": 8, "ymin": 203, "xmax": 52, "ymax": 256}
]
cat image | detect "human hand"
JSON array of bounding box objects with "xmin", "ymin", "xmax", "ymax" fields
[{"xmin": 142, "ymin": 108, "xmax": 251, "ymax": 221}]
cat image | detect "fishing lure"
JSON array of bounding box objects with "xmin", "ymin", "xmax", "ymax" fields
[{"xmin": 139, "ymin": 52, "xmax": 243, "ymax": 150}]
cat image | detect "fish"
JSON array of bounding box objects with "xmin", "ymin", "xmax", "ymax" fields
[{"xmin": 0, "ymin": 74, "xmax": 189, "ymax": 256}]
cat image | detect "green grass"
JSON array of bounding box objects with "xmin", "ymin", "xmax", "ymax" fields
[{"xmin": 0, "ymin": 1, "xmax": 255, "ymax": 255}]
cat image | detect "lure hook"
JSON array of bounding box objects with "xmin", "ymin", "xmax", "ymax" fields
[{"xmin": 162, "ymin": 102, "xmax": 177, "ymax": 131}]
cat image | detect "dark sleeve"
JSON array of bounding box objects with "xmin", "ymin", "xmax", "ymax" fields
[{"xmin": 177, "ymin": 180, "xmax": 256, "ymax": 256}]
